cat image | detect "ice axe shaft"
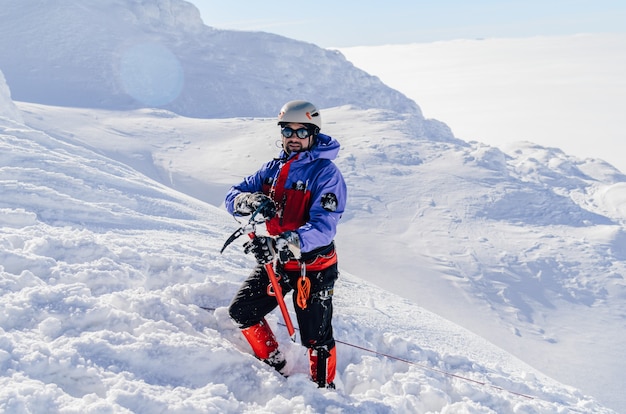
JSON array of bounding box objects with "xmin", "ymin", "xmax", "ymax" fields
[
  {"xmin": 247, "ymin": 231, "xmax": 296, "ymax": 342},
  {"xmin": 220, "ymin": 199, "xmax": 296, "ymax": 341}
]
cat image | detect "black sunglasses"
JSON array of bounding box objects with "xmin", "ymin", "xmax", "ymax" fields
[{"xmin": 281, "ymin": 127, "xmax": 311, "ymax": 139}]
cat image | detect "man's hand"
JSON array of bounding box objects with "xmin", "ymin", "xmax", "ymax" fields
[
  {"xmin": 275, "ymin": 231, "xmax": 301, "ymax": 263},
  {"xmin": 243, "ymin": 236, "xmax": 275, "ymax": 264},
  {"xmin": 234, "ymin": 193, "xmax": 276, "ymax": 220}
]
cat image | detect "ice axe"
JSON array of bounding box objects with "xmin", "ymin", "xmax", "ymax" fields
[{"xmin": 221, "ymin": 200, "xmax": 296, "ymax": 341}]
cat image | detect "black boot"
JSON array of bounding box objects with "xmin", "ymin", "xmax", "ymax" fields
[{"xmin": 263, "ymin": 348, "xmax": 287, "ymax": 375}]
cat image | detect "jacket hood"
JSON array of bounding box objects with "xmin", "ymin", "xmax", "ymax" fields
[{"xmin": 280, "ymin": 133, "xmax": 340, "ymax": 162}]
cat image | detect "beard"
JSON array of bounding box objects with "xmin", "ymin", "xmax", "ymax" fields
[{"xmin": 283, "ymin": 137, "xmax": 311, "ymax": 154}]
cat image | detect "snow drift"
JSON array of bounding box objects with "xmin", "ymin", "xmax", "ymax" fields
[
  {"xmin": 0, "ymin": 98, "xmax": 615, "ymax": 412},
  {"xmin": 1, "ymin": 0, "xmax": 626, "ymax": 412},
  {"xmin": 0, "ymin": 72, "xmax": 22, "ymax": 123}
]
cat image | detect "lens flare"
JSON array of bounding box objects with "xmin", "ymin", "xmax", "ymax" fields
[{"xmin": 118, "ymin": 42, "xmax": 184, "ymax": 106}]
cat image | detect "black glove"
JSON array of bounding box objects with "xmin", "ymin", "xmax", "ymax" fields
[
  {"xmin": 275, "ymin": 231, "xmax": 301, "ymax": 263},
  {"xmin": 234, "ymin": 193, "xmax": 276, "ymax": 221},
  {"xmin": 243, "ymin": 236, "xmax": 275, "ymax": 264}
]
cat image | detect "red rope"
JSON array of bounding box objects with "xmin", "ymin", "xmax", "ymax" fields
[
  {"xmin": 333, "ymin": 338, "xmax": 534, "ymax": 400},
  {"xmin": 200, "ymin": 306, "xmax": 534, "ymax": 400},
  {"xmin": 278, "ymin": 321, "xmax": 535, "ymax": 400}
]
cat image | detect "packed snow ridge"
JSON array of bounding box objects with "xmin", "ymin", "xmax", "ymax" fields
[{"xmin": 0, "ymin": 0, "xmax": 423, "ymax": 120}]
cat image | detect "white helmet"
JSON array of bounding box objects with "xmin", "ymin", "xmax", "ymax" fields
[{"xmin": 277, "ymin": 100, "xmax": 322, "ymax": 131}]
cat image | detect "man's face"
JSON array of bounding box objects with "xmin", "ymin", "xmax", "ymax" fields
[{"xmin": 281, "ymin": 122, "xmax": 312, "ymax": 154}]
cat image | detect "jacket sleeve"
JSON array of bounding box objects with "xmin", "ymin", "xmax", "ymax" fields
[
  {"xmin": 224, "ymin": 162, "xmax": 272, "ymax": 215},
  {"xmin": 297, "ymin": 162, "xmax": 347, "ymax": 253}
]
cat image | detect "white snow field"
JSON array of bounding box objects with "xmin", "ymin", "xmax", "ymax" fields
[{"xmin": 1, "ymin": 1, "xmax": 625, "ymax": 412}]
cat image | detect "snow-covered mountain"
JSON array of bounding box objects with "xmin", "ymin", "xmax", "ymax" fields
[
  {"xmin": 1, "ymin": 1, "xmax": 625, "ymax": 412},
  {"xmin": 0, "ymin": 0, "xmax": 420, "ymax": 119}
]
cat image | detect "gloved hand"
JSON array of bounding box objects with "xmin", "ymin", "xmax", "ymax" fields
[
  {"xmin": 243, "ymin": 236, "xmax": 275, "ymax": 264},
  {"xmin": 275, "ymin": 231, "xmax": 301, "ymax": 263},
  {"xmin": 234, "ymin": 192, "xmax": 277, "ymax": 220}
]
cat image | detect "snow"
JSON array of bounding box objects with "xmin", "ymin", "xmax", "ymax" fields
[
  {"xmin": 1, "ymin": 1, "xmax": 625, "ymax": 413},
  {"xmin": 0, "ymin": 0, "xmax": 419, "ymax": 118},
  {"xmin": 0, "ymin": 72, "xmax": 22, "ymax": 123}
]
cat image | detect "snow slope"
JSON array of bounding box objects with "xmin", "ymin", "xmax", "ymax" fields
[
  {"xmin": 0, "ymin": 92, "xmax": 615, "ymax": 413},
  {"xmin": 18, "ymin": 100, "xmax": 626, "ymax": 412},
  {"xmin": 1, "ymin": 0, "xmax": 626, "ymax": 412}
]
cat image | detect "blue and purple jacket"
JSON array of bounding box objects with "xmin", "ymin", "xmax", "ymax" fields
[{"xmin": 225, "ymin": 133, "xmax": 347, "ymax": 255}]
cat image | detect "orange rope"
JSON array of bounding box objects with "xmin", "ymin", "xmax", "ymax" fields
[{"xmin": 296, "ymin": 276, "xmax": 311, "ymax": 309}]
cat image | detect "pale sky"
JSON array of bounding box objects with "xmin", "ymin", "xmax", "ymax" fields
[{"xmin": 189, "ymin": 0, "xmax": 626, "ymax": 47}]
